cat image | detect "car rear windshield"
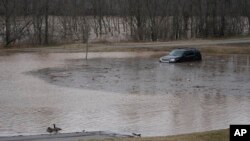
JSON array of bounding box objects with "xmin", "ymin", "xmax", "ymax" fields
[{"xmin": 169, "ymin": 50, "xmax": 185, "ymax": 56}]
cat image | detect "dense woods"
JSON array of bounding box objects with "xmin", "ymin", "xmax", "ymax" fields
[{"xmin": 0, "ymin": 0, "xmax": 250, "ymax": 47}]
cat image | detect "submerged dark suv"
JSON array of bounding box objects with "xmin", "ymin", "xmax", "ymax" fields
[{"xmin": 159, "ymin": 48, "xmax": 202, "ymax": 63}]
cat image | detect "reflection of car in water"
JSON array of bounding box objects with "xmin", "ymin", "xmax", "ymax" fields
[{"xmin": 159, "ymin": 48, "xmax": 202, "ymax": 63}]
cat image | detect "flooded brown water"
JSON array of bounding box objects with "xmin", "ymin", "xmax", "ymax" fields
[{"xmin": 0, "ymin": 52, "xmax": 250, "ymax": 137}]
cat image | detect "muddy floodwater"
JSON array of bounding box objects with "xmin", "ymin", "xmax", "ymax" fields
[{"xmin": 0, "ymin": 52, "xmax": 250, "ymax": 137}]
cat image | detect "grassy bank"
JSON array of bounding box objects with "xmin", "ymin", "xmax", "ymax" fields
[
  {"xmin": 1, "ymin": 38, "xmax": 250, "ymax": 54},
  {"xmin": 80, "ymin": 129, "xmax": 229, "ymax": 141}
]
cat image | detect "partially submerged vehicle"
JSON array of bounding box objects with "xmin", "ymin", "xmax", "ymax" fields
[{"xmin": 159, "ymin": 48, "xmax": 202, "ymax": 63}]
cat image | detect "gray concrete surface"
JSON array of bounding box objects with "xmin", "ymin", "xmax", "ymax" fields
[{"xmin": 0, "ymin": 131, "xmax": 133, "ymax": 141}]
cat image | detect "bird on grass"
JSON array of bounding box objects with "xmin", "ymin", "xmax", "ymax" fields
[
  {"xmin": 46, "ymin": 124, "xmax": 62, "ymax": 134},
  {"xmin": 132, "ymin": 133, "xmax": 141, "ymax": 137},
  {"xmin": 46, "ymin": 127, "xmax": 54, "ymax": 134},
  {"xmin": 53, "ymin": 124, "xmax": 62, "ymax": 133}
]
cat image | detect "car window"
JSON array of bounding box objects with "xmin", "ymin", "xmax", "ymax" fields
[
  {"xmin": 184, "ymin": 51, "xmax": 194, "ymax": 56},
  {"xmin": 169, "ymin": 50, "xmax": 185, "ymax": 56}
]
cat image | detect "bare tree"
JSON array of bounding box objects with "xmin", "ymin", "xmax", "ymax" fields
[
  {"xmin": 243, "ymin": 0, "xmax": 250, "ymax": 34},
  {"xmin": 80, "ymin": 17, "xmax": 91, "ymax": 60},
  {"xmin": 0, "ymin": 0, "xmax": 249, "ymax": 47},
  {"xmin": 31, "ymin": 0, "xmax": 44, "ymax": 45},
  {"xmin": 1, "ymin": 0, "xmax": 14, "ymax": 46},
  {"xmin": 0, "ymin": 0, "xmax": 31, "ymax": 47},
  {"xmin": 44, "ymin": 0, "xmax": 49, "ymax": 45}
]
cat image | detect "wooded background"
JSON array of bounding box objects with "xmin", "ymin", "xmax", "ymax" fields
[{"xmin": 0, "ymin": 0, "xmax": 250, "ymax": 47}]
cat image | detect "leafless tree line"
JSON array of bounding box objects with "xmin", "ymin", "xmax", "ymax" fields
[{"xmin": 0, "ymin": 0, "xmax": 250, "ymax": 47}]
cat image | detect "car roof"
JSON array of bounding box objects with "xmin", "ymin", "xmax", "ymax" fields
[{"xmin": 173, "ymin": 48, "xmax": 199, "ymax": 51}]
